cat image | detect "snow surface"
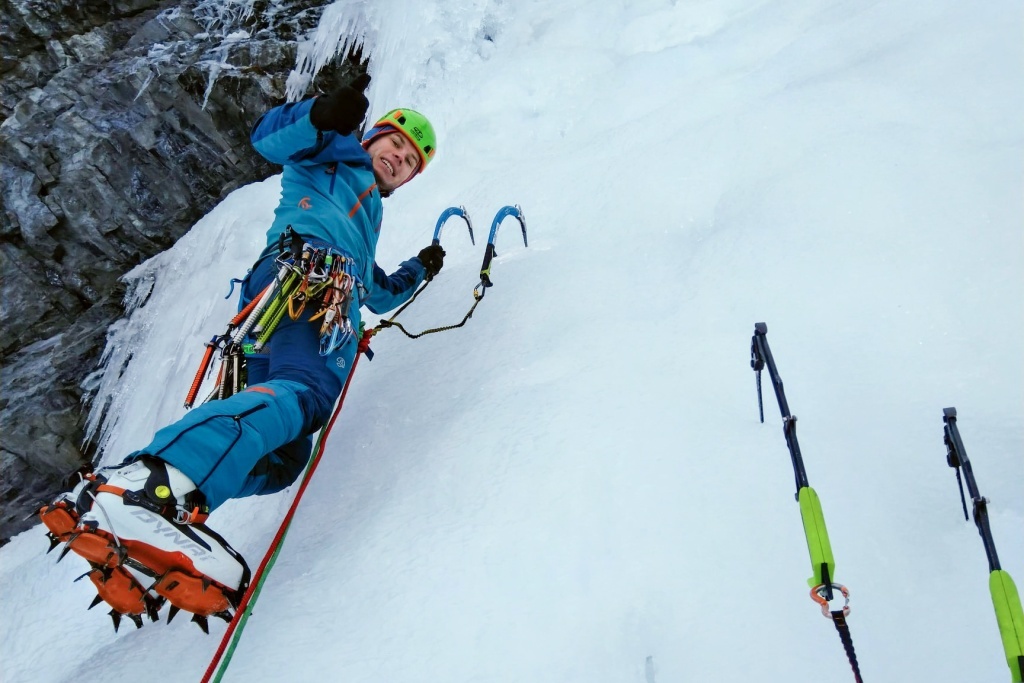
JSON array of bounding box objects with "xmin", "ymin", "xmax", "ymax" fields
[{"xmin": 2, "ymin": 0, "xmax": 1023, "ymax": 681}]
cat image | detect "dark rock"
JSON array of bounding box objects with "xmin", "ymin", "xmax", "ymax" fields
[{"xmin": 0, "ymin": 295, "xmax": 121, "ymax": 540}]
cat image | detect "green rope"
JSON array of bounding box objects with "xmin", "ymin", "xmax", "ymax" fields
[
  {"xmin": 211, "ymin": 541, "xmax": 285, "ymax": 682},
  {"xmin": 204, "ymin": 407, "xmax": 341, "ymax": 683}
]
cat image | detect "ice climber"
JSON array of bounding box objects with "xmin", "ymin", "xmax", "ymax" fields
[{"xmin": 39, "ymin": 74, "xmax": 444, "ymax": 629}]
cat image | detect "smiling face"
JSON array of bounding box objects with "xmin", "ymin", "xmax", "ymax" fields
[{"xmin": 366, "ymin": 130, "xmax": 421, "ymax": 192}]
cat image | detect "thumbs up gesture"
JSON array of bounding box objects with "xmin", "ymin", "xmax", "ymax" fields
[{"xmin": 310, "ymin": 73, "xmax": 372, "ymax": 136}]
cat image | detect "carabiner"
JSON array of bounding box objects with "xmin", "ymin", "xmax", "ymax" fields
[{"xmin": 810, "ymin": 582, "xmax": 851, "ymax": 619}]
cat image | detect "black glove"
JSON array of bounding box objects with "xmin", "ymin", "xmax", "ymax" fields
[
  {"xmin": 417, "ymin": 244, "xmax": 446, "ymax": 279},
  {"xmin": 309, "ymin": 73, "xmax": 371, "ymax": 136}
]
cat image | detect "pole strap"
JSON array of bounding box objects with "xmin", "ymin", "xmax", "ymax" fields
[{"xmin": 202, "ymin": 330, "xmax": 372, "ymax": 683}]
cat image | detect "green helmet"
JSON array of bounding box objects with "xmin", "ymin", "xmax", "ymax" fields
[{"xmin": 363, "ymin": 108, "xmax": 436, "ymax": 173}]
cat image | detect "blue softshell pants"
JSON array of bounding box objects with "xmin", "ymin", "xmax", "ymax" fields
[{"xmin": 128, "ymin": 253, "xmax": 357, "ymax": 510}]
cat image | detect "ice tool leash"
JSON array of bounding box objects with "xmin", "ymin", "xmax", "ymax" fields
[
  {"xmin": 941, "ymin": 408, "xmax": 1024, "ymax": 683},
  {"xmin": 373, "ymin": 204, "xmax": 527, "ymax": 340},
  {"xmin": 187, "ymin": 204, "xmax": 525, "ymax": 405},
  {"xmin": 750, "ymin": 323, "xmax": 864, "ymax": 683}
]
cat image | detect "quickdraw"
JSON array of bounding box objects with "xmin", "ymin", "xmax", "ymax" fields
[{"xmin": 750, "ymin": 322, "xmax": 863, "ymax": 683}]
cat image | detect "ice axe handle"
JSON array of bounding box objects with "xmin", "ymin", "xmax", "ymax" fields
[{"xmin": 479, "ymin": 242, "xmax": 496, "ymax": 288}]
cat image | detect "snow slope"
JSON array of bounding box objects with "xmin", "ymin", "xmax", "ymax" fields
[{"xmin": 2, "ymin": 1, "xmax": 1022, "ymax": 681}]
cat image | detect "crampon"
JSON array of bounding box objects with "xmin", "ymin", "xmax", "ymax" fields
[{"xmin": 39, "ymin": 467, "xmax": 250, "ymax": 634}]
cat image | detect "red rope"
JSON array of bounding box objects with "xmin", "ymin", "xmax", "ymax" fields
[{"xmin": 201, "ymin": 330, "xmax": 372, "ymax": 682}]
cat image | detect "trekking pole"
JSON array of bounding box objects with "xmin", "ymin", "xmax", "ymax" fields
[
  {"xmin": 750, "ymin": 322, "xmax": 863, "ymax": 682},
  {"xmin": 942, "ymin": 408, "xmax": 1024, "ymax": 682}
]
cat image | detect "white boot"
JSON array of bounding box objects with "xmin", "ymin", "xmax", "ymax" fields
[
  {"xmin": 80, "ymin": 458, "xmax": 247, "ymax": 591},
  {"xmin": 51, "ymin": 457, "xmax": 249, "ymax": 623}
]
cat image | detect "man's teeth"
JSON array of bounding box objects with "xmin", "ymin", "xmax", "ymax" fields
[{"xmin": 382, "ymin": 158, "xmax": 394, "ymax": 175}]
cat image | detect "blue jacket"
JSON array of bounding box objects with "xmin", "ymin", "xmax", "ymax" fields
[{"xmin": 250, "ymin": 98, "xmax": 426, "ymax": 318}]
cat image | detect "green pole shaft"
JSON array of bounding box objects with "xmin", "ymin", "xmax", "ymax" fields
[
  {"xmin": 990, "ymin": 569, "xmax": 1024, "ymax": 682},
  {"xmin": 798, "ymin": 486, "xmax": 836, "ymax": 587}
]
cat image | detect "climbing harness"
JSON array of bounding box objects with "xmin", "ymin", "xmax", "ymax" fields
[
  {"xmin": 750, "ymin": 322, "xmax": 863, "ymax": 683},
  {"xmin": 942, "ymin": 408, "xmax": 1024, "ymax": 683},
  {"xmin": 184, "ymin": 231, "xmax": 362, "ymax": 407}
]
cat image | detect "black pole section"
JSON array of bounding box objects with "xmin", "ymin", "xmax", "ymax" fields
[
  {"xmin": 942, "ymin": 407, "xmax": 1002, "ymax": 573},
  {"xmin": 750, "ymin": 323, "xmax": 811, "ymax": 495}
]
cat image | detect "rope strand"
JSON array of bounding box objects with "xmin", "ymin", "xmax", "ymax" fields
[{"xmin": 831, "ymin": 611, "xmax": 864, "ymax": 683}]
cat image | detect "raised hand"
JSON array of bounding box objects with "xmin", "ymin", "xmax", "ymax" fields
[{"xmin": 309, "ymin": 73, "xmax": 372, "ymax": 136}]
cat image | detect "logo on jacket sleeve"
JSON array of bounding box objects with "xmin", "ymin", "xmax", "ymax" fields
[{"xmin": 298, "ymin": 197, "xmax": 312, "ymax": 210}]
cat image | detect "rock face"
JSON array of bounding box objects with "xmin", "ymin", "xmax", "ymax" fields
[{"xmin": 0, "ymin": 0, "xmax": 356, "ymax": 542}]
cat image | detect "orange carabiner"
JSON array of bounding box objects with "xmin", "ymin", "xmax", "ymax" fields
[{"xmin": 810, "ymin": 582, "xmax": 851, "ymax": 619}]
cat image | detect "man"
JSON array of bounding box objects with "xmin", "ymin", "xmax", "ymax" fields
[{"xmin": 40, "ymin": 74, "xmax": 443, "ymax": 627}]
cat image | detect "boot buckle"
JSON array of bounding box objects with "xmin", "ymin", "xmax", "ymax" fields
[{"xmin": 173, "ymin": 506, "xmax": 209, "ymax": 525}]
